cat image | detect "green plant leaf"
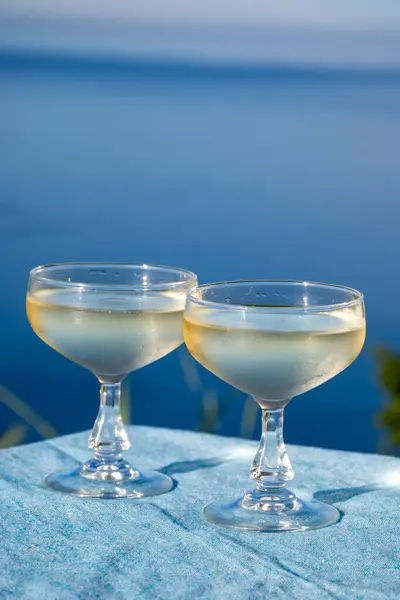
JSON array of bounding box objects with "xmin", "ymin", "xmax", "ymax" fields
[
  {"xmin": 0, "ymin": 385, "xmax": 57, "ymax": 440},
  {"xmin": 375, "ymin": 346, "xmax": 400, "ymax": 452},
  {"xmin": 0, "ymin": 423, "xmax": 29, "ymax": 449},
  {"xmin": 120, "ymin": 380, "xmax": 131, "ymax": 424}
]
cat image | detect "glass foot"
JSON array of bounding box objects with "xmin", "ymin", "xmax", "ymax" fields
[
  {"xmin": 45, "ymin": 458, "xmax": 173, "ymax": 498},
  {"xmin": 202, "ymin": 491, "xmax": 340, "ymax": 532}
]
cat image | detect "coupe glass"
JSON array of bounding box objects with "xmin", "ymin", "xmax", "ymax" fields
[
  {"xmin": 184, "ymin": 280, "xmax": 365, "ymax": 531},
  {"xmin": 27, "ymin": 263, "xmax": 197, "ymax": 498}
]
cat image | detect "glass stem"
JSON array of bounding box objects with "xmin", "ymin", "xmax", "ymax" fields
[
  {"xmin": 89, "ymin": 382, "xmax": 130, "ymax": 463},
  {"xmin": 250, "ymin": 406, "xmax": 293, "ymax": 492}
]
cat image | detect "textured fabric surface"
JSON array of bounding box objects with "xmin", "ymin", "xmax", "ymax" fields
[{"xmin": 0, "ymin": 426, "xmax": 399, "ymax": 600}]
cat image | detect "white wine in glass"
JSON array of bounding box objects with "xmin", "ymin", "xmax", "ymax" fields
[
  {"xmin": 27, "ymin": 288, "xmax": 187, "ymax": 381},
  {"xmin": 27, "ymin": 263, "xmax": 197, "ymax": 498},
  {"xmin": 184, "ymin": 280, "xmax": 366, "ymax": 531}
]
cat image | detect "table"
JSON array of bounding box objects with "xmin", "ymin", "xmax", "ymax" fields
[{"xmin": 1, "ymin": 426, "xmax": 399, "ymax": 599}]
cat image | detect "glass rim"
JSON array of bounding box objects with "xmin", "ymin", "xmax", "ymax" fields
[
  {"xmin": 187, "ymin": 279, "xmax": 364, "ymax": 312},
  {"xmin": 29, "ymin": 262, "xmax": 197, "ymax": 291}
]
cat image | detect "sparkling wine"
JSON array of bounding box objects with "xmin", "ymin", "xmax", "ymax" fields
[
  {"xmin": 184, "ymin": 309, "xmax": 365, "ymax": 402},
  {"xmin": 27, "ymin": 288, "xmax": 186, "ymax": 382}
]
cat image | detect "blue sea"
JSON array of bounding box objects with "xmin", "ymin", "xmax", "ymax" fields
[{"xmin": 1, "ymin": 52, "xmax": 400, "ymax": 452}]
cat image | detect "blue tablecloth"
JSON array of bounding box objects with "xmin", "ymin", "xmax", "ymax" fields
[{"xmin": 1, "ymin": 426, "xmax": 399, "ymax": 599}]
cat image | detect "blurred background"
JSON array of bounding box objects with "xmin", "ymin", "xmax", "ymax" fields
[{"xmin": 1, "ymin": 2, "xmax": 400, "ymax": 453}]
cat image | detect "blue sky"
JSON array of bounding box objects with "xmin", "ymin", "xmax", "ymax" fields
[
  {"xmin": 1, "ymin": 2, "xmax": 400, "ymax": 69},
  {"xmin": 1, "ymin": 1, "xmax": 400, "ymax": 28}
]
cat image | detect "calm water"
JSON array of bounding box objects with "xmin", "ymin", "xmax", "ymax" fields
[{"xmin": 1, "ymin": 54, "xmax": 400, "ymax": 452}]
